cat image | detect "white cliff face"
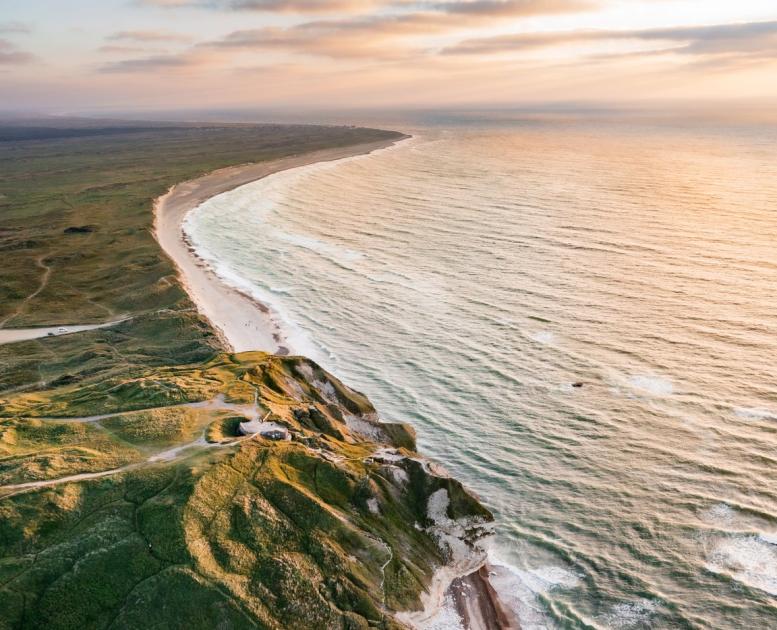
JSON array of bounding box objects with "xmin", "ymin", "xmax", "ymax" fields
[
  {"xmin": 396, "ymin": 488, "xmax": 496, "ymax": 629},
  {"xmin": 426, "ymin": 488, "xmax": 493, "ymax": 565}
]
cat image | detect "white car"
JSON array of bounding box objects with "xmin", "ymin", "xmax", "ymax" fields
[{"xmin": 57, "ymin": 327, "xmax": 68, "ymax": 334}]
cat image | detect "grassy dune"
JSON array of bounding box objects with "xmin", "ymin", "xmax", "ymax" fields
[{"xmin": 0, "ymin": 353, "xmax": 493, "ymax": 629}]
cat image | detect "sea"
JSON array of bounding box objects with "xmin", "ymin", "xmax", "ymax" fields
[{"xmin": 184, "ymin": 115, "xmax": 777, "ymax": 629}]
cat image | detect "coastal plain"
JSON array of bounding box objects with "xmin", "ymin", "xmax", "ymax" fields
[{"xmin": 0, "ymin": 120, "xmax": 506, "ymax": 629}]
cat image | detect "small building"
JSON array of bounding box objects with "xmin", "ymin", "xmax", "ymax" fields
[{"xmin": 238, "ymin": 420, "xmax": 291, "ymax": 441}]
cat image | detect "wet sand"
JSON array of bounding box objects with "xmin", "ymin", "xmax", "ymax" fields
[
  {"xmin": 450, "ymin": 564, "xmax": 521, "ymax": 629},
  {"xmin": 154, "ymin": 137, "xmax": 407, "ymax": 354}
]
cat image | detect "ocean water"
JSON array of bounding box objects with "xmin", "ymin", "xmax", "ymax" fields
[{"xmin": 185, "ymin": 119, "xmax": 777, "ymax": 629}]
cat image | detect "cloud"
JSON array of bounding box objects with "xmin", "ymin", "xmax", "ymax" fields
[
  {"xmin": 137, "ymin": 0, "xmax": 594, "ymax": 14},
  {"xmin": 202, "ymin": 0, "xmax": 596, "ymax": 59},
  {"xmin": 128, "ymin": 0, "xmax": 598, "ymax": 63},
  {"xmin": 98, "ymin": 44, "xmax": 168, "ymax": 54},
  {"xmin": 0, "ymin": 21, "xmax": 31, "ymax": 34},
  {"xmin": 444, "ymin": 20, "xmax": 777, "ymax": 61},
  {"xmin": 228, "ymin": 0, "xmax": 379, "ymax": 9},
  {"xmin": 107, "ymin": 30, "xmax": 191, "ymax": 42},
  {"xmin": 136, "ymin": 0, "xmax": 383, "ymax": 10},
  {"xmin": 432, "ymin": 0, "xmax": 596, "ymax": 17},
  {"xmin": 98, "ymin": 53, "xmax": 199, "ymax": 72},
  {"xmin": 0, "ymin": 39, "xmax": 35, "ymax": 64}
]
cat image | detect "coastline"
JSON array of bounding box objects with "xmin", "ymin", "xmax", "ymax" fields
[
  {"xmin": 153, "ymin": 133, "xmax": 518, "ymax": 630},
  {"xmin": 154, "ymin": 135, "xmax": 409, "ymax": 355}
]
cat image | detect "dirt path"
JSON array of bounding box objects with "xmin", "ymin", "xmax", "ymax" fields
[
  {"xmin": 0, "ymin": 395, "xmax": 271, "ymax": 498},
  {"xmin": 0, "ymin": 429, "xmax": 254, "ymax": 499},
  {"xmin": 0, "ymin": 465, "xmax": 143, "ymax": 498},
  {"xmin": 3, "ymin": 394, "xmax": 263, "ymax": 424},
  {"xmin": 0, "ymin": 317, "xmax": 130, "ymax": 346},
  {"xmin": 0, "ymin": 255, "xmax": 52, "ymax": 327}
]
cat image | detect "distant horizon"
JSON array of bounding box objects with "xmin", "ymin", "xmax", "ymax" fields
[
  {"xmin": 4, "ymin": 99, "xmax": 777, "ymax": 129},
  {"xmin": 3, "ymin": 1, "xmax": 777, "ymax": 111}
]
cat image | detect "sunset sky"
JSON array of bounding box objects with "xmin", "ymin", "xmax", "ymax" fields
[{"xmin": 2, "ymin": 0, "xmax": 777, "ymax": 112}]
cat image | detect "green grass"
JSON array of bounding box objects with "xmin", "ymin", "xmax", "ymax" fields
[
  {"xmin": 0, "ymin": 353, "xmax": 494, "ymax": 629},
  {"xmin": 100, "ymin": 406, "xmax": 213, "ymax": 448},
  {"xmin": 0, "ymin": 417, "xmax": 142, "ymax": 485}
]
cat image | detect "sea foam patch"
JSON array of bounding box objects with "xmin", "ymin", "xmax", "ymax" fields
[
  {"xmin": 529, "ymin": 330, "xmax": 555, "ymax": 345},
  {"xmin": 759, "ymin": 533, "xmax": 777, "ymax": 546},
  {"xmin": 734, "ymin": 407, "xmax": 777, "ymax": 421},
  {"xmin": 486, "ymin": 551, "xmax": 580, "ymax": 630},
  {"xmin": 271, "ymin": 228, "xmax": 365, "ymax": 266},
  {"xmin": 627, "ymin": 374, "xmax": 674, "ymax": 396},
  {"xmin": 421, "ymin": 595, "xmax": 465, "ymax": 630},
  {"xmin": 705, "ymin": 535, "xmax": 777, "ymax": 596},
  {"xmin": 599, "ymin": 598, "xmax": 659, "ymax": 629},
  {"xmin": 701, "ymin": 502, "xmax": 736, "ymax": 527}
]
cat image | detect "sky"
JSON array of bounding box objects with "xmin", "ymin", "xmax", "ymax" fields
[{"xmin": 2, "ymin": 0, "xmax": 777, "ymax": 113}]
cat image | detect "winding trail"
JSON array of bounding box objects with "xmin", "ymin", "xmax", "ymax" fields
[
  {"xmin": 4, "ymin": 394, "xmax": 261, "ymax": 425},
  {"xmin": 0, "ymin": 464, "xmax": 144, "ymax": 498},
  {"xmin": 0, "ymin": 430, "xmax": 250, "ymax": 499},
  {"xmin": 0, "ymin": 255, "xmax": 52, "ymax": 327},
  {"xmin": 0, "ymin": 394, "xmax": 271, "ymax": 499}
]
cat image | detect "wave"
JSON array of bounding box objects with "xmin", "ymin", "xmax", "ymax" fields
[
  {"xmin": 528, "ymin": 330, "xmax": 556, "ymax": 345},
  {"xmin": 270, "ymin": 228, "xmax": 366, "ymax": 266},
  {"xmin": 483, "ymin": 547, "xmax": 580, "ymax": 630},
  {"xmin": 182, "ymin": 219, "xmax": 324, "ymax": 361},
  {"xmin": 705, "ymin": 535, "xmax": 777, "ymax": 596},
  {"xmin": 626, "ymin": 374, "xmax": 674, "ymax": 397},
  {"xmin": 598, "ymin": 599, "xmax": 659, "ymax": 629},
  {"xmin": 734, "ymin": 407, "xmax": 777, "ymax": 421}
]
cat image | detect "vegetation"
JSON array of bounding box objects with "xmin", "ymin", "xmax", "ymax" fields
[
  {"xmin": 0, "ymin": 354, "xmax": 493, "ymax": 629},
  {"xmin": 0, "ymin": 120, "xmax": 400, "ymax": 392},
  {"xmin": 0, "ymin": 121, "xmax": 492, "ymax": 628}
]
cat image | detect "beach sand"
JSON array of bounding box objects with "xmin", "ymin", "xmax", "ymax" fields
[
  {"xmin": 154, "ymin": 137, "xmax": 407, "ymax": 354},
  {"xmin": 450, "ymin": 564, "xmax": 521, "ymax": 630}
]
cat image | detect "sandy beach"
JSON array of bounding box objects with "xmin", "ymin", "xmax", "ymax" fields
[
  {"xmin": 154, "ymin": 137, "xmax": 407, "ymax": 354},
  {"xmin": 154, "ymin": 133, "xmax": 520, "ymax": 629},
  {"xmin": 450, "ymin": 565, "xmax": 521, "ymax": 630}
]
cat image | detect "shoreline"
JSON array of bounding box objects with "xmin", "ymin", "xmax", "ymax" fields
[
  {"xmin": 451, "ymin": 564, "xmax": 522, "ymax": 630},
  {"xmin": 154, "ymin": 135, "xmax": 409, "ymax": 355},
  {"xmin": 153, "ymin": 133, "xmax": 518, "ymax": 629}
]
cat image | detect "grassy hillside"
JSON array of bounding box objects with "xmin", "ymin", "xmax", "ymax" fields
[
  {"xmin": 0, "ymin": 353, "xmax": 493, "ymax": 629},
  {"xmin": 0, "ymin": 121, "xmax": 400, "ymax": 392}
]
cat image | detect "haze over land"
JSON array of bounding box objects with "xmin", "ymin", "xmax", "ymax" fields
[{"xmin": 2, "ymin": 0, "xmax": 777, "ymax": 114}]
